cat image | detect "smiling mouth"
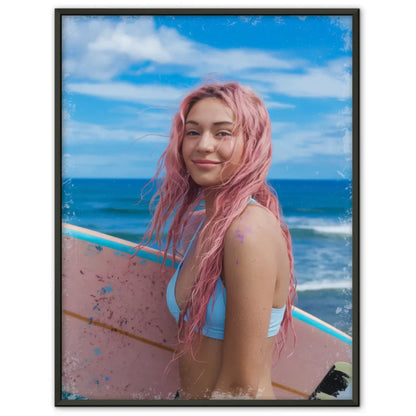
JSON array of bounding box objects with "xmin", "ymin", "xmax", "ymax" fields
[
  {"xmin": 192, "ymin": 160, "xmax": 221, "ymax": 169},
  {"xmin": 193, "ymin": 159, "xmax": 221, "ymax": 165}
]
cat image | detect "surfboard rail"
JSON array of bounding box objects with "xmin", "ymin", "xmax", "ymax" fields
[{"xmin": 61, "ymin": 223, "xmax": 352, "ymax": 400}]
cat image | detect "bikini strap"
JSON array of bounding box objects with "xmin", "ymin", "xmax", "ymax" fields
[
  {"xmin": 182, "ymin": 200, "xmax": 253, "ymax": 261},
  {"xmin": 181, "ymin": 214, "xmax": 205, "ymax": 260}
]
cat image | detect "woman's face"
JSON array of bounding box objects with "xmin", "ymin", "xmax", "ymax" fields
[{"xmin": 181, "ymin": 98, "xmax": 244, "ymax": 187}]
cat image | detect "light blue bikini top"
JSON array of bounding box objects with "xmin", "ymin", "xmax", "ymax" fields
[{"xmin": 166, "ymin": 198, "xmax": 286, "ymax": 340}]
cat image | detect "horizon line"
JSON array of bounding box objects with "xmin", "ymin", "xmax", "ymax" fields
[{"xmin": 63, "ymin": 177, "xmax": 352, "ymax": 181}]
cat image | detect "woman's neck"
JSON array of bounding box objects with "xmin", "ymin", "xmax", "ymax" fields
[{"xmin": 203, "ymin": 189, "xmax": 218, "ymax": 219}]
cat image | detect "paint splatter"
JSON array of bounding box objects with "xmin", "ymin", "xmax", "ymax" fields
[
  {"xmin": 99, "ymin": 286, "xmax": 113, "ymax": 295},
  {"xmin": 88, "ymin": 317, "xmax": 93, "ymax": 325},
  {"xmin": 236, "ymin": 259, "xmax": 239, "ymax": 265},
  {"xmin": 92, "ymin": 348, "xmax": 101, "ymax": 356},
  {"xmin": 96, "ymin": 274, "xmax": 104, "ymax": 282},
  {"xmin": 244, "ymin": 226, "xmax": 253, "ymax": 234},
  {"xmin": 140, "ymin": 259, "xmax": 147, "ymax": 265},
  {"xmin": 235, "ymin": 228, "xmax": 244, "ymax": 244},
  {"xmin": 95, "ymin": 245, "xmax": 103, "ymax": 252},
  {"xmin": 118, "ymin": 318, "xmax": 128, "ymax": 326}
]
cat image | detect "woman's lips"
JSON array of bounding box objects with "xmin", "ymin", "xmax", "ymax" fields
[{"xmin": 193, "ymin": 159, "xmax": 221, "ymax": 168}]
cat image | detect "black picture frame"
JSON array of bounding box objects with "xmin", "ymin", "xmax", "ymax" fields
[{"xmin": 55, "ymin": 8, "xmax": 359, "ymax": 407}]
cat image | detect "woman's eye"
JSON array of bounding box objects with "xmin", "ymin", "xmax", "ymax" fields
[
  {"xmin": 217, "ymin": 131, "xmax": 232, "ymax": 137},
  {"xmin": 185, "ymin": 130, "xmax": 199, "ymax": 136}
]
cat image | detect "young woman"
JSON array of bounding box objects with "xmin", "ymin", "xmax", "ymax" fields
[{"xmin": 140, "ymin": 82, "xmax": 296, "ymax": 400}]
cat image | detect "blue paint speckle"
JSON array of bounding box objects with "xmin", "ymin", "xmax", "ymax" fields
[
  {"xmin": 95, "ymin": 245, "xmax": 103, "ymax": 252},
  {"xmin": 105, "ymin": 376, "xmax": 110, "ymax": 381},
  {"xmin": 88, "ymin": 317, "xmax": 93, "ymax": 325},
  {"xmin": 92, "ymin": 348, "xmax": 101, "ymax": 356},
  {"xmin": 99, "ymin": 286, "xmax": 113, "ymax": 295},
  {"xmin": 140, "ymin": 259, "xmax": 147, "ymax": 265}
]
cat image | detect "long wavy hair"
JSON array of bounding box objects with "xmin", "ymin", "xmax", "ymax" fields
[{"xmin": 138, "ymin": 81, "xmax": 296, "ymax": 361}]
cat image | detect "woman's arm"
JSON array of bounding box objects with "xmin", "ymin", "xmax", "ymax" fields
[{"xmin": 211, "ymin": 205, "xmax": 287, "ymax": 399}]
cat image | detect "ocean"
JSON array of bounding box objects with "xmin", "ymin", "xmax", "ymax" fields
[{"xmin": 62, "ymin": 178, "xmax": 353, "ymax": 336}]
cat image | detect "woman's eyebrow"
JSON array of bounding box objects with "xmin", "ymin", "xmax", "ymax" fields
[{"xmin": 185, "ymin": 120, "xmax": 234, "ymax": 126}]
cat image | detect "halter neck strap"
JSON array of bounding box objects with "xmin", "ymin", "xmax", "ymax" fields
[{"xmin": 182, "ymin": 214, "xmax": 205, "ymax": 260}]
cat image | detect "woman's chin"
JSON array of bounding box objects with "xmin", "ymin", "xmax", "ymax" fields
[{"xmin": 190, "ymin": 175, "xmax": 222, "ymax": 187}]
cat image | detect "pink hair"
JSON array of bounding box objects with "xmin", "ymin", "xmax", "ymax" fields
[{"xmin": 138, "ymin": 81, "xmax": 296, "ymax": 362}]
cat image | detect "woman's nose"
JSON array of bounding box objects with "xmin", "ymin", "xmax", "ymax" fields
[{"xmin": 196, "ymin": 131, "xmax": 215, "ymax": 152}]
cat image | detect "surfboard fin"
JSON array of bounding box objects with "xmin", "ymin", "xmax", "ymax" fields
[{"xmin": 309, "ymin": 361, "xmax": 352, "ymax": 400}]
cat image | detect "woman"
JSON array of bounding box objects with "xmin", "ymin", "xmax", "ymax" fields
[{"xmin": 140, "ymin": 82, "xmax": 296, "ymax": 400}]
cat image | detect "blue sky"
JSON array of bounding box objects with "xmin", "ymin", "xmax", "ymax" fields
[{"xmin": 62, "ymin": 14, "xmax": 353, "ymax": 179}]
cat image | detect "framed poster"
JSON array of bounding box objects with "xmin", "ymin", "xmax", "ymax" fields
[{"xmin": 55, "ymin": 8, "xmax": 359, "ymax": 406}]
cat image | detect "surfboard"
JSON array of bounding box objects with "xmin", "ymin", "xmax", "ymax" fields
[{"xmin": 61, "ymin": 222, "xmax": 352, "ymax": 400}]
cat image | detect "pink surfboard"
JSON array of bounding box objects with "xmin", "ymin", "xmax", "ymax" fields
[{"xmin": 61, "ymin": 223, "xmax": 352, "ymax": 400}]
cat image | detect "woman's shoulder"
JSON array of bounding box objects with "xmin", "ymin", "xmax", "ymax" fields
[
  {"xmin": 224, "ymin": 202, "xmax": 282, "ymax": 250},
  {"xmin": 222, "ymin": 203, "xmax": 286, "ymax": 304}
]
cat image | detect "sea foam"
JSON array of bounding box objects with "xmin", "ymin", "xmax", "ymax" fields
[{"xmin": 296, "ymin": 279, "xmax": 352, "ymax": 292}]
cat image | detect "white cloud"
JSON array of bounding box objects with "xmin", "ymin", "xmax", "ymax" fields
[
  {"xmin": 62, "ymin": 16, "xmax": 301, "ymax": 81},
  {"xmin": 62, "ymin": 16, "xmax": 350, "ymax": 101},
  {"xmin": 330, "ymin": 16, "xmax": 353, "ymax": 51},
  {"xmin": 271, "ymin": 121, "xmax": 294, "ymax": 132},
  {"xmin": 272, "ymin": 129, "xmax": 345, "ymax": 163},
  {"xmin": 186, "ymin": 48, "xmax": 298, "ymax": 78},
  {"xmin": 88, "ymin": 19, "xmax": 194, "ymax": 64},
  {"xmin": 63, "ymin": 16, "xmax": 162, "ymax": 80},
  {"xmin": 271, "ymin": 106, "xmax": 352, "ymax": 163},
  {"xmin": 341, "ymin": 128, "xmax": 353, "ymax": 161},
  {"xmin": 266, "ymin": 101, "xmax": 296, "ymax": 109},
  {"xmin": 65, "ymin": 82, "xmax": 185, "ymax": 105},
  {"xmin": 243, "ymin": 58, "xmax": 352, "ymax": 99},
  {"xmin": 63, "ymin": 119, "xmax": 169, "ymax": 144}
]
